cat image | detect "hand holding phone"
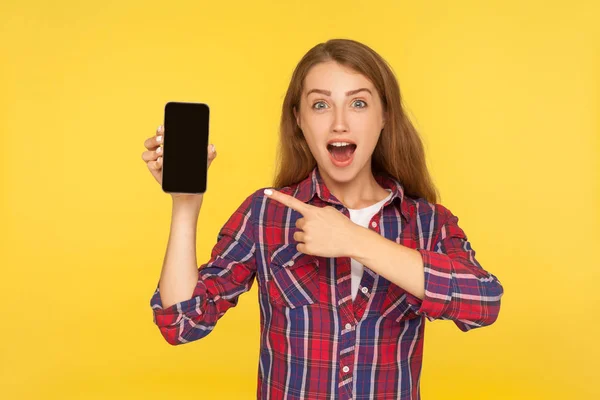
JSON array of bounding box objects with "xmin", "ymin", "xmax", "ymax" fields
[
  {"xmin": 161, "ymin": 102, "xmax": 212, "ymax": 195},
  {"xmin": 141, "ymin": 102, "xmax": 216, "ymax": 200}
]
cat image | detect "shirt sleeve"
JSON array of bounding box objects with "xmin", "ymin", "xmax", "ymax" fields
[
  {"xmin": 149, "ymin": 192, "xmax": 257, "ymax": 345},
  {"xmin": 404, "ymin": 204, "xmax": 504, "ymax": 332}
]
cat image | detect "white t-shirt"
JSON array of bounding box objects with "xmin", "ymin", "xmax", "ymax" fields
[{"xmin": 347, "ymin": 189, "xmax": 393, "ymax": 301}]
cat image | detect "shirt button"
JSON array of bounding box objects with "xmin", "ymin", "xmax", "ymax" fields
[
  {"xmin": 342, "ymin": 366, "xmax": 350, "ymax": 373},
  {"xmin": 345, "ymin": 323, "xmax": 352, "ymax": 330},
  {"xmin": 371, "ymin": 221, "xmax": 377, "ymax": 228},
  {"xmin": 287, "ymin": 260, "xmax": 294, "ymax": 267},
  {"xmin": 361, "ymin": 287, "xmax": 369, "ymax": 294}
]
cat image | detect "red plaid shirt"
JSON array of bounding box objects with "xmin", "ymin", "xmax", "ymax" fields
[{"xmin": 150, "ymin": 166, "xmax": 504, "ymax": 399}]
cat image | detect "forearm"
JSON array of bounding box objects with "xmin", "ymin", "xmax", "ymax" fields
[
  {"xmin": 349, "ymin": 226, "xmax": 425, "ymax": 300},
  {"xmin": 158, "ymin": 199, "xmax": 203, "ymax": 309}
]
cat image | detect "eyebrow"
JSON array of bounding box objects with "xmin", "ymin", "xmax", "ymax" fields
[{"xmin": 306, "ymin": 88, "xmax": 372, "ymax": 97}]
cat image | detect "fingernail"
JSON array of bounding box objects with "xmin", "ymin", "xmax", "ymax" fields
[
  {"xmin": 210, "ymin": 144, "xmax": 215, "ymax": 153},
  {"xmin": 156, "ymin": 146, "xmax": 162, "ymax": 154},
  {"xmin": 264, "ymin": 189, "xmax": 273, "ymax": 196},
  {"xmin": 157, "ymin": 136, "xmax": 162, "ymax": 143}
]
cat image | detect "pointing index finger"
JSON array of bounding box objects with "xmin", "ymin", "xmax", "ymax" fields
[{"xmin": 264, "ymin": 189, "xmax": 311, "ymax": 215}]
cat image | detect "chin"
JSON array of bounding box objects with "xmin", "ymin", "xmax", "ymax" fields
[{"xmin": 319, "ymin": 157, "xmax": 364, "ymax": 183}]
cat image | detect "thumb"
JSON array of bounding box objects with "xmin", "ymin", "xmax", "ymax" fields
[{"xmin": 207, "ymin": 144, "xmax": 217, "ymax": 167}]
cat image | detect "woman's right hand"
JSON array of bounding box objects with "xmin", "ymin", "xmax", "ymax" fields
[{"xmin": 142, "ymin": 124, "xmax": 217, "ymax": 201}]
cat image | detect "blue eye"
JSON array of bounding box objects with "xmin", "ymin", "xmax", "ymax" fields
[
  {"xmin": 311, "ymin": 100, "xmax": 367, "ymax": 110},
  {"xmin": 312, "ymin": 101, "xmax": 327, "ymax": 110}
]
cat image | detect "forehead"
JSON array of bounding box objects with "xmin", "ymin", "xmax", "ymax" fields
[{"xmin": 304, "ymin": 61, "xmax": 374, "ymax": 94}]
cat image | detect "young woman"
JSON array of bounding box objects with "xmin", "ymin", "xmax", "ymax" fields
[{"xmin": 142, "ymin": 38, "xmax": 504, "ymax": 400}]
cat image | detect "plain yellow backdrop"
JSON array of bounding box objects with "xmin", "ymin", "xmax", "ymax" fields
[{"xmin": 2, "ymin": 0, "xmax": 598, "ymax": 399}]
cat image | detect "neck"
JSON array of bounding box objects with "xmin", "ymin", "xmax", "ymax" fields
[{"xmin": 318, "ymin": 162, "xmax": 390, "ymax": 210}]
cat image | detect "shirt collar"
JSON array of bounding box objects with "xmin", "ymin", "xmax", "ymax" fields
[{"xmin": 293, "ymin": 166, "xmax": 412, "ymax": 222}]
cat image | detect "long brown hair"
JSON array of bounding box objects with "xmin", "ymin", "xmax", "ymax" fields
[{"xmin": 272, "ymin": 38, "xmax": 440, "ymax": 204}]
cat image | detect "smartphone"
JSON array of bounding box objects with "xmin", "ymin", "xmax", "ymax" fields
[{"xmin": 161, "ymin": 102, "xmax": 210, "ymax": 195}]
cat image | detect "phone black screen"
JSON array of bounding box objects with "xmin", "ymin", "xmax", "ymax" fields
[{"xmin": 161, "ymin": 102, "xmax": 210, "ymax": 194}]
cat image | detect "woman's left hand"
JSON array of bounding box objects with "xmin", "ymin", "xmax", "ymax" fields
[{"xmin": 264, "ymin": 189, "xmax": 360, "ymax": 258}]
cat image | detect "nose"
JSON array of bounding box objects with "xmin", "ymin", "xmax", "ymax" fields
[{"xmin": 332, "ymin": 108, "xmax": 349, "ymax": 133}]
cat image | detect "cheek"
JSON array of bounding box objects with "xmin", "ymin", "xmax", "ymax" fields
[
  {"xmin": 301, "ymin": 123, "xmax": 327, "ymax": 147},
  {"xmin": 301, "ymin": 131, "xmax": 323, "ymax": 156},
  {"xmin": 304, "ymin": 116, "xmax": 330, "ymax": 133}
]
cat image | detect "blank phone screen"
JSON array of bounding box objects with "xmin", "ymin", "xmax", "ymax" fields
[{"xmin": 161, "ymin": 102, "xmax": 210, "ymax": 194}]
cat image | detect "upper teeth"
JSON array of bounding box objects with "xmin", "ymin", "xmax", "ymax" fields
[{"xmin": 329, "ymin": 142, "xmax": 353, "ymax": 147}]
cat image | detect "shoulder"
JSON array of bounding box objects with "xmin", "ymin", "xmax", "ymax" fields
[
  {"xmin": 249, "ymin": 183, "xmax": 304, "ymax": 209},
  {"xmin": 401, "ymin": 195, "xmax": 459, "ymax": 235},
  {"xmin": 234, "ymin": 184, "xmax": 297, "ymax": 206}
]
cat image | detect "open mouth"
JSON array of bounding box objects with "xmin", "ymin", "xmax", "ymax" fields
[{"xmin": 327, "ymin": 143, "xmax": 357, "ymax": 164}]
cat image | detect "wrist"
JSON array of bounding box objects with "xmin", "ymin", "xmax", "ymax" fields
[
  {"xmin": 347, "ymin": 224, "xmax": 370, "ymax": 260},
  {"xmin": 172, "ymin": 195, "xmax": 203, "ymax": 208},
  {"xmin": 172, "ymin": 197, "xmax": 203, "ymax": 218}
]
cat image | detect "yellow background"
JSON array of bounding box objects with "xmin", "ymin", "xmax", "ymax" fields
[{"xmin": 2, "ymin": 0, "xmax": 598, "ymax": 399}]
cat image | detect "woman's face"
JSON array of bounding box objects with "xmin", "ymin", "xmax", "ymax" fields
[{"xmin": 294, "ymin": 61, "xmax": 386, "ymax": 182}]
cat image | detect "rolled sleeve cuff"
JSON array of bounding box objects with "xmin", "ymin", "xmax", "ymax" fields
[
  {"xmin": 404, "ymin": 249, "xmax": 453, "ymax": 321},
  {"xmin": 150, "ymin": 276, "xmax": 208, "ymax": 328}
]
